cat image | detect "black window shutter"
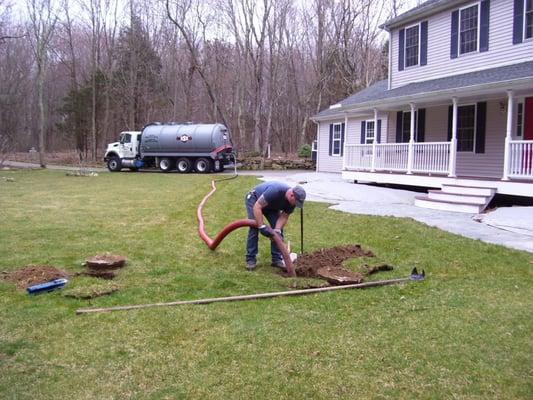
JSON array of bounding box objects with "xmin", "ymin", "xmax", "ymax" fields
[
  {"xmin": 340, "ymin": 123, "xmax": 345, "ymax": 156},
  {"xmin": 450, "ymin": 10, "xmax": 459, "ymax": 58},
  {"xmin": 420, "ymin": 21, "xmax": 428, "ymax": 66},
  {"xmin": 475, "ymin": 102, "xmax": 486, "ymax": 153},
  {"xmin": 329, "ymin": 124, "xmax": 333, "ymax": 155},
  {"xmin": 360, "ymin": 121, "xmax": 366, "ymax": 144},
  {"xmin": 396, "ymin": 111, "xmax": 403, "ymax": 143},
  {"xmin": 447, "ymin": 106, "xmax": 453, "ymax": 141},
  {"xmin": 417, "ymin": 109, "xmax": 426, "ymax": 142},
  {"xmin": 513, "ymin": 0, "xmax": 524, "ymax": 44},
  {"xmin": 480, "ymin": 0, "xmax": 490, "ymax": 52},
  {"xmin": 398, "ymin": 29, "xmax": 405, "ymax": 71},
  {"xmin": 377, "ymin": 120, "xmax": 382, "ymax": 143}
]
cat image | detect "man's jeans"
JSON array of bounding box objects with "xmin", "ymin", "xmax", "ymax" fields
[{"xmin": 245, "ymin": 191, "xmax": 284, "ymax": 263}]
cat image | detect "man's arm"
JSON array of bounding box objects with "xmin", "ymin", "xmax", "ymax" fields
[
  {"xmin": 275, "ymin": 212, "xmax": 289, "ymax": 230},
  {"xmin": 252, "ymin": 195, "xmax": 268, "ymax": 227}
]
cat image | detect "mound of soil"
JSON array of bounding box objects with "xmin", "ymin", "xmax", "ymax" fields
[
  {"xmin": 287, "ymin": 245, "xmax": 390, "ymax": 285},
  {"xmin": 1, "ymin": 265, "xmax": 69, "ymax": 289},
  {"xmin": 293, "ymin": 245, "xmax": 374, "ymax": 277}
]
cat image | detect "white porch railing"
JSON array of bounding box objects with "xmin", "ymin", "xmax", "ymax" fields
[
  {"xmin": 373, "ymin": 143, "xmax": 409, "ymax": 171},
  {"xmin": 412, "ymin": 142, "xmax": 450, "ymax": 174},
  {"xmin": 508, "ymin": 140, "xmax": 533, "ymax": 179},
  {"xmin": 344, "ymin": 142, "xmax": 450, "ymax": 174},
  {"xmin": 344, "ymin": 144, "xmax": 374, "ymax": 170}
]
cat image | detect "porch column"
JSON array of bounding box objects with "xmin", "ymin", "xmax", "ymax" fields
[
  {"xmin": 448, "ymin": 97, "xmax": 458, "ymax": 178},
  {"xmin": 406, "ymin": 103, "xmax": 416, "ymax": 174},
  {"xmin": 502, "ymin": 90, "xmax": 514, "ymax": 181},
  {"xmin": 342, "ymin": 114, "xmax": 348, "ymax": 170},
  {"xmin": 370, "ymin": 109, "xmax": 378, "ymax": 171}
]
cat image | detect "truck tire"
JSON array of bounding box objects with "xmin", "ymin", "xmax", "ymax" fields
[
  {"xmin": 107, "ymin": 157, "xmax": 122, "ymax": 172},
  {"xmin": 213, "ymin": 160, "xmax": 224, "ymax": 173},
  {"xmin": 159, "ymin": 157, "xmax": 173, "ymax": 172},
  {"xmin": 176, "ymin": 158, "xmax": 192, "ymax": 173},
  {"xmin": 195, "ymin": 158, "xmax": 212, "ymax": 173}
]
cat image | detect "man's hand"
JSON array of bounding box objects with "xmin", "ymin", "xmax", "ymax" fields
[
  {"xmin": 258, "ymin": 225, "xmax": 273, "ymax": 238},
  {"xmin": 273, "ymin": 228, "xmax": 282, "ymax": 236}
]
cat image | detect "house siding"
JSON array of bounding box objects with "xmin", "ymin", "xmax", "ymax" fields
[
  {"xmin": 387, "ymin": 100, "xmax": 507, "ymax": 178},
  {"xmin": 391, "ymin": 0, "xmax": 533, "ymax": 89},
  {"xmin": 317, "ymin": 119, "xmax": 343, "ymax": 173},
  {"xmin": 317, "ymin": 115, "xmax": 388, "ymax": 173}
]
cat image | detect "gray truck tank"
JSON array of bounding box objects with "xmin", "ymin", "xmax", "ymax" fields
[{"xmin": 140, "ymin": 123, "xmax": 231, "ymax": 156}]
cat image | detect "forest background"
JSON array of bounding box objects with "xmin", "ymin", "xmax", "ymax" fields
[{"xmin": 0, "ymin": 0, "xmax": 416, "ymax": 166}]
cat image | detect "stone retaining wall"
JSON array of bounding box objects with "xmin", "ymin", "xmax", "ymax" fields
[{"xmin": 238, "ymin": 157, "xmax": 315, "ymax": 170}]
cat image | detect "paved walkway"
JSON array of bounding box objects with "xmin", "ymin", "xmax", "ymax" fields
[
  {"xmin": 3, "ymin": 162, "xmax": 532, "ymax": 253},
  {"xmin": 250, "ymin": 170, "xmax": 533, "ymax": 254}
]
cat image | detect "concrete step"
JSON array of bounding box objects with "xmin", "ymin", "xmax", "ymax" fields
[
  {"xmin": 441, "ymin": 184, "xmax": 496, "ymax": 196},
  {"xmin": 414, "ymin": 195, "xmax": 484, "ymax": 213},
  {"xmin": 427, "ymin": 190, "xmax": 490, "ymax": 205}
]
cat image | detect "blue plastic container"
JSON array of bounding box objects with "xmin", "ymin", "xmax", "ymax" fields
[{"xmin": 27, "ymin": 278, "xmax": 68, "ymax": 295}]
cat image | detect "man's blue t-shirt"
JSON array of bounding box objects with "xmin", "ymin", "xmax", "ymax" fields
[{"xmin": 253, "ymin": 181, "xmax": 295, "ymax": 214}]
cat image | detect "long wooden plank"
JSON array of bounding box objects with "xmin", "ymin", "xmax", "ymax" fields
[{"xmin": 76, "ymin": 277, "xmax": 411, "ymax": 315}]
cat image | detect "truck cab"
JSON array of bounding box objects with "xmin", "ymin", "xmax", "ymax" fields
[{"xmin": 104, "ymin": 131, "xmax": 141, "ymax": 171}]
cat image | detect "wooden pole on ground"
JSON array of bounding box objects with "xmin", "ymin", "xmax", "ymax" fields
[{"xmin": 76, "ymin": 277, "xmax": 411, "ymax": 315}]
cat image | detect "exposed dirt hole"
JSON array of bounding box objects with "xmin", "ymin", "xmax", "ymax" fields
[{"xmin": 1, "ymin": 265, "xmax": 69, "ymax": 289}]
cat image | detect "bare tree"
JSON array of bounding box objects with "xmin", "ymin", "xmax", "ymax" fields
[
  {"xmin": 27, "ymin": 0, "xmax": 59, "ymax": 168},
  {"xmin": 165, "ymin": 0, "xmax": 229, "ymax": 128}
]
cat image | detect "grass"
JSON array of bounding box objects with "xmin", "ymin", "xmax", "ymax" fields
[{"xmin": 0, "ymin": 169, "xmax": 532, "ymax": 399}]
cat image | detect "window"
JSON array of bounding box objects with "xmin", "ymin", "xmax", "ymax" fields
[
  {"xmin": 399, "ymin": 112, "xmax": 418, "ymax": 142},
  {"xmin": 526, "ymin": 0, "xmax": 533, "ymax": 39},
  {"xmin": 365, "ymin": 121, "xmax": 375, "ymax": 144},
  {"xmin": 517, "ymin": 103, "xmax": 524, "ymax": 137},
  {"xmin": 405, "ymin": 24, "xmax": 420, "ymax": 67},
  {"xmin": 459, "ymin": 4, "xmax": 479, "ymax": 54},
  {"xmin": 332, "ymin": 123, "xmax": 342, "ymax": 156},
  {"xmin": 457, "ymin": 105, "xmax": 476, "ymax": 151},
  {"xmin": 120, "ymin": 133, "xmax": 132, "ymax": 144}
]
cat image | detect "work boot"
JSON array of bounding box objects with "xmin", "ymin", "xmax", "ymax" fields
[
  {"xmin": 271, "ymin": 260, "xmax": 286, "ymax": 271},
  {"xmin": 246, "ymin": 261, "xmax": 256, "ymax": 271}
]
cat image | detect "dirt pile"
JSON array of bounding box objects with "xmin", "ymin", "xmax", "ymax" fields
[
  {"xmin": 290, "ymin": 245, "xmax": 392, "ymax": 285},
  {"xmin": 1, "ymin": 265, "xmax": 69, "ymax": 289},
  {"xmin": 294, "ymin": 245, "xmax": 373, "ymax": 276}
]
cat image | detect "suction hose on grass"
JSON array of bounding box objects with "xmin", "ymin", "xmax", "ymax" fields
[{"xmin": 196, "ymin": 168, "xmax": 295, "ymax": 276}]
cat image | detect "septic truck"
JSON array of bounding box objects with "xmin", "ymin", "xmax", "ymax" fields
[{"xmin": 104, "ymin": 123, "xmax": 234, "ymax": 173}]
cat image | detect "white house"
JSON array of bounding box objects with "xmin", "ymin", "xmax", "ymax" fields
[{"xmin": 312, "ymin": 0, "xmax": 533, "ymax": 212}]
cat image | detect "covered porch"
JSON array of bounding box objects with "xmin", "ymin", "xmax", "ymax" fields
[{"xmin": 342, "ymin": 86, "xmax": 533, "ymax": 198}]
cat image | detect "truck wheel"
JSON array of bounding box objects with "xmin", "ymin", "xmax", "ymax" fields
[
  {"xmin": 195, "ymin": 158, "xmax": 212, "ymax": 173},
  {"xmin": 213, "ymin": 160, "xmax": 224, "ymax": 173},
  {"xmin": 107, "ymin": 157, "xmax": 122, "ymax": 172},
  {"xmin": 159, "ymin": 157, "xmax": 173, "ymax": 172},
  {"xmin": 176, "ymin": 158, "xmax": 191, "ymax": 173}
]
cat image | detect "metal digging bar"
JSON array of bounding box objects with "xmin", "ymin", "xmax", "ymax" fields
[{"xmin": 75, "ymin": 269, "xmax": 425, "ymax": 315}]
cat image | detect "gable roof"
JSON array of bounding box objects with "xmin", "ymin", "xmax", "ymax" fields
[
  {"xmin": 380, "ymin": 0, "xmax": 465, "ymax": 30},
  {"xmin": 313, "ymin": 61, "xmax": 533, "ymax": 120}
]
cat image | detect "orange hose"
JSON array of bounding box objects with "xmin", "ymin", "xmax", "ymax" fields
[{"xmin": 197, "ymin": 179, "xmax": 295, "ymax": 276}]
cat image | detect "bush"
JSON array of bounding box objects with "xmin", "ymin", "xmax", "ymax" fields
[{"xmin": 297, "ymin": 144, "xmax": 312, "ymax": 158}]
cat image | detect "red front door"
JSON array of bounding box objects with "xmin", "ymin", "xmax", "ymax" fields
[
  {"xmin": 523, "ymin": 98, "xmax": 533, "ymax": 174},
  {"xmin": 525, "ymin": 98, "xmax": 533, "ymax": 140}
]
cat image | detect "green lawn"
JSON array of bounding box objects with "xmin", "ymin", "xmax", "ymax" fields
[{"xmin": 0, "ymin": 169, "xmax": 531, "ymax": 399}]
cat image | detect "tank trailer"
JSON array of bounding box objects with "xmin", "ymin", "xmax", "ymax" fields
[{"xmin": 104, "ymin": 123, "xmax": 234, "ymax": 173}]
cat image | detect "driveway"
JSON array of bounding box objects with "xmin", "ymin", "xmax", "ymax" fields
[{"xmin": 249, "ymin": 170, "xmax": 533, "ymax": 254}]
